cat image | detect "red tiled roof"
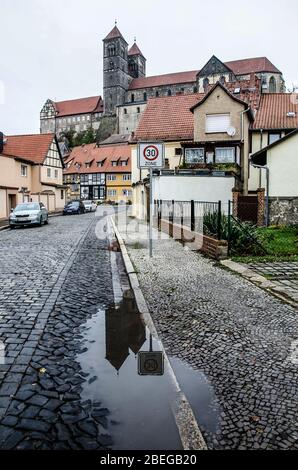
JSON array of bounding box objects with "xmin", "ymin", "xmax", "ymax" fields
[
  {"xmin": 128, "ymin": 42, "xmax": 145, "ymax": 58},
  {"xmin": 129, "ymin": 57, "xmax": 281, "ymax": 90},
  {"xmin": 134, "ymin": 94, "xmax": 204, "ymax": 142},
  {"xmin": 225, "ymin": 57, "xmax": 281, "ymax": 75},
  {"xmin": 104, "ymin": 25, "xmax": 126, "ymax": 42},
  {"xmin": 2, "ymin": 133, "xmax": 55, "ymax": 164},
  {"xmin": 129, "ymin": 71, "xmax": 197, "ymax": 90},
  {"xmin": 63, "ymin": 143, "xmax": 131, "ymax": 175},
  {"xmin": 54, "ymin": 96, "xmax": 103, "ymax": 117},
  {"xmin": 253, "ymin": 94, "xmax": 298, "ymax": 129}
]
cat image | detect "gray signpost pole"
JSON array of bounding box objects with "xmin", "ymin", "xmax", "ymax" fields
[{"xmin": 149, "ymin": 167, "xmax": 153, "ymax": 258}]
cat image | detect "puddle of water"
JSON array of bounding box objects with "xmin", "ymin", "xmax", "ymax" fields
[
  {"xmin": 170, "ymin": 357, "xmax": 220, "ymax": 434},
  {"xmin": 77, "ymin": 292, "xmax": 183, "ymax": 451}
]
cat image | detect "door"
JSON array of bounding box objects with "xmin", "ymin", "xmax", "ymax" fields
[{"xmin": 8, "ymin": 194, "xmax": 17, "ymax": 214}]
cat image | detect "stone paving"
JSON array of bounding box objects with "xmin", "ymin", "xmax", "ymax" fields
[
  {"xmin": 0, "ymin": 213, "xmax": 115, "ymax": 449},
  {"xmin": 116, "ymin": 217, "xmax": 298, "ymax": 450},
  {"xmin": 242, "ymin": 262, "xmax": 298, "ymax": 303}
]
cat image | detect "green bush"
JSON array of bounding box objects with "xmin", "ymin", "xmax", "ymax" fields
[{"xmin": 203, "ymin": 211, "xmax": 265, "ymax": 256}]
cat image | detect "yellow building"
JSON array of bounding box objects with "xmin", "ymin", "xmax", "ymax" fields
[{"xmin": 0, "ymin": 132, "xmax": 66, "ymax": 219}]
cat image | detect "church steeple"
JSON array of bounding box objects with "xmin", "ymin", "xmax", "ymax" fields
[
  {"xmin": 128, "ymin": 39, "xmax": 146, "ymax": 78},
  {"xmin": 102, "ymin": 24, "xmax": 130, "ymax": 115}
]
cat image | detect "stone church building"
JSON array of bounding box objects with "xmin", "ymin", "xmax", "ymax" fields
[{"xmin": 40, "ymin": 24, "xmax": 285, "ymax": 139}]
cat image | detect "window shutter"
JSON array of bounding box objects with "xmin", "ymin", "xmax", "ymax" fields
[{"xmin": 206, "ymin": 114, "xmax": 230, "ymax": 133}]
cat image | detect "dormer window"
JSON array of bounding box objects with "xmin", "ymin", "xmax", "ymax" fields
[{"xmin": 111, "ymin": 161, "xmax": 118, "ymax": 167}]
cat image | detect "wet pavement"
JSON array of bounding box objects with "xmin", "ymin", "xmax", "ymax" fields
[{"xmin": 0, "ymin": 209, "xmax": 192, "ymax": 450}]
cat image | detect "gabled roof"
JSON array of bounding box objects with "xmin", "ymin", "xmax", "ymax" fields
[
  {"xmin": 104, "ymin": 25, "xmax": 127, "ymax": 44},
  {"xmin": 197, "ymin": 55, "xmax": 234, "ymax": 78},
  {"xmin": 54, "ymin": 96, "xmax": 103, "ymax": 117},
  {"xmin": 225, "ymin": 57, "xmax": 281, "ymax": 75},
  {"xmin": 251, "ymin": 128, "xmax": 298, "ymax": 163},
  {"xmin": 253, "ymin": 94, "xmax": 298, "ymax": 129},
  {"xmin": 128, "ymin": 42, "xmax": 145, "ymax": 59},
  {"xmin": 128, "ymin": 56, "xmax": 282, "ymax": 91},
  {"xmin": 63, "ymin": 143, "xmax": 131, "ymax": 175},
  {"xmin": 190, "ymin": 82, "xmax": 255, "ymax": 121},
  {"xmin": 1, "ymin": 133, "xmax": 55, "ymax": 164},
  {"xmin": 133, "ymin": 93, "xmax": 204, "ymax": 142}
]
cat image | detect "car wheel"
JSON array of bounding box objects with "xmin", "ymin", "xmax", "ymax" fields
[
  {"xmin": 10, "ymin": 225, "xmax": 14, "ymax": 230},
  {"xmin": 44, "ymin": 217, "xmax": 49, "ymax": 225},
  {"xmin": 37, "ymin": 217, "xmax": 42, "ymax": 227}
]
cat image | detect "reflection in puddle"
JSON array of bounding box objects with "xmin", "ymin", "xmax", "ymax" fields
[
  {"xmin": 77, "ymin": 292, "xmax": 182, "ymax": 450},
  {"xmin": 170, "ymin": 357, "xmax": 220, "ymax": 434}
]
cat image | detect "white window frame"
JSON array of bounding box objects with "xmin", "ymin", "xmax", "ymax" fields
[
  {"xmin": 21, "ymin": 165, "xmax": 27, "ymax": 177},
  {"xmin": 206, "ymin": 114, "xmax": 231, "ymax": 134},
  {"xmin": 123, "ymin": 174, "xmax": 131, "ymax": 180},
  {"xmin": 107, "ymin": 175, "xmax": 116, "ymax": 181},
  {"xmin": 185, "ymin": 148, "xmax": 204, "ymax": 164},
  {"xmin": 215, "ymin": 147, "xmax": 235, "ymax": 164},
  {"xmin": 107, "ymin": 189, "xmax": 117, "ymax": 197},
  {"xmin": 47, "ymin": 168, "xmax": 51, "ymax": 178}
]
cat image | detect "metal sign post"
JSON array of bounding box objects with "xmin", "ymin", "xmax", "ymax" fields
[{"xmin": 137, "ymin": 142, "xmax": 165, "ymax": 258}]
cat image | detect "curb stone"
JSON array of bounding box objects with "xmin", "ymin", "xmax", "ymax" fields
[
  {"xmin": 109, "ymin": 216, "xmax": 208, "ymax": 451},
  {"xmin": 220, "ymin": 259, "xmax": 298, "ymax": 310}
]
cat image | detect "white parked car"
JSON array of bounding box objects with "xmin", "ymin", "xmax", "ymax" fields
[{"xmin": 83, "ymin": 200, "xmax": 97, "ymax": 212}]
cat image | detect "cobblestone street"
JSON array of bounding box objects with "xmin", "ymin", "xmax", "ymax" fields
[
  {"xmin": 0, "ymin": 212, "xmax": 116, "ymax": 449},
  {"xmin": 116, "ymin": 216, "xmax": 298, "ymax": 450}
]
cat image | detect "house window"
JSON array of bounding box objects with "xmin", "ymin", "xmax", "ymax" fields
[
  {"xmin": 268, "ymin": 133, "xmax": 281, "ymax": 145},
  {"xmin": 131, "ymin": 94, "xmax": 135, "ymax": 103},
  {"xmin": 124, "ymin": 108, "xmax": 127, "ymax": 115},
  {"xmin": 21, "ymin": 165, "xmax": 27, "ymax": 177},
  {"xmin": 167, "ymin": 89, "xmax": 172, "ymax": 96},
  {"xmin": 107, "ymin": 175, "xmax": 116, "ymax": 181},
  {"xmin": 137, "ymin": 107, "xmax": 140, "ymax": 113},
  {"xmin": 111, "ymin": 161, "xmax": 118, "ymax": 167},
  {"xmin": 155, "ymin": 91, "xmax": 159, "ymax": 97},
  {"xmin": 47, "ymin": 168, "xmax": 51, "ymax": 178},
  {"xmin": 123, "ymin": 174, "xmax": 131, "ymax": 180},
  {"xmin": 61, "ymin": 190, "xmax": 64, "ymax": 199},
  {"xmin": 175, "ymin": 148, "xmax": 182, "ymax": 156},
  {"xmin": 143, "ymin": 92, "xmax": 147, "ymax": 101},
  {"xmin": 206, "ymin": 114, "xmax": 231, "ymax": 133},
  {"xmin": 122, "ymin": 189, "xmax": 132, "ymax": 196},
  {"xmin": 215, "ymin": 147, "xmax": 235, "ymax": 163},
  {"xmin": 107, "ymin": 189, "xmax": 117, "ymax": 196},
  {"xmin": 121, "ymin": 160, "xmax": 128, "ymax": 166},
  {"xmin": 54, "ymin": 169, "xmax": 58, "ymax": 178},
  {"xmin": 193, "ymin": 86, "xmax": 198, "ymax": 93},
  {"xmin": 97, "ymin": 161, "xmax": 103, "ymax": 167},
  {"xmin": 185, "ymin": 148, "xmax": 204, "ymax": 164}
]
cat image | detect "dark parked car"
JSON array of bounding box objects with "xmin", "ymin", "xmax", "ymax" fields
[{"xmin": 63, "ymin": 200, "xmax": 85, "ymax": 215}]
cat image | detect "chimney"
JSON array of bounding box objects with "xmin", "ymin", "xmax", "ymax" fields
[{"xmin": 0, "ymin": 132, "xmax": 3, "ymax": 154}]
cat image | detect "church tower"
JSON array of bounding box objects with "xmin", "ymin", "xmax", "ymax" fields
[
  {"xmin": 128, "ymin": 40, "xmax": 146, "ymax": 78},
  {"xmin": 103, "ymin": 24, "xmax": 130, "ymax": 115}
]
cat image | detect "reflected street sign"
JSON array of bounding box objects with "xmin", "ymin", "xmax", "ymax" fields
[{"xmin": 138, "ymin": 351, "xmax": 164, "ymax": 376}]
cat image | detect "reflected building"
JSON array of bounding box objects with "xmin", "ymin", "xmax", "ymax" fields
[{"xmin": 105, "ymin": 291, "xmax": 146, "ymax": 372}]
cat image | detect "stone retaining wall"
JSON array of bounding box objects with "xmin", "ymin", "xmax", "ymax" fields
[{"xmin": 269, "ymin": 197, "xmax": 298, "ymax": 226}]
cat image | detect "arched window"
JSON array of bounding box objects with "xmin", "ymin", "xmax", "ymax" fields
[
  {"xmin": 155, "ymin": 91, "xmax": 159, "ymax": 97},
  {"xmin": 269, "ymin": 76, "xmax": 277, "ymax": 93},
  {"xmin": 108, "ymin": 44, "xmax": 116, "ymax": 57},
  {"xmin": 124, "ymin": 108, "xmax": 127, "ymax": 115},
  {"xmin": 131, "ymin": 94, "xmax": 135, "ymax": 103},
  {"xmin": 167, "ymin": 89, "xmax": 172, "ymax": 96},
  {"xmin": 193, "ymin": 86, "xmax": 198, "ymax": 93},
  {"xmin": 203, "ymin": 77, "xmax": 209, "ymax": 93},
  {"xmin": 143, "ymin": 92, "xmax": 147, "ymax": 101}
]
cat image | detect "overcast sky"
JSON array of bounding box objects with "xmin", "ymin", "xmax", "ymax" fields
[{"xmin": 1, "ymin": 0, "xmax": 297, "ymax": 135}]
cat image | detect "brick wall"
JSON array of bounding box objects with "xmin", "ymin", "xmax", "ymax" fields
[{"xmin": 156, "ymin": 219, "xmax": 228, "ymax": 260}]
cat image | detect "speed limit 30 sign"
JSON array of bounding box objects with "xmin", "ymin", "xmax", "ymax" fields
[{"xmin": 137, "ymin": 142, "xmax": 165, "ymax": 168}]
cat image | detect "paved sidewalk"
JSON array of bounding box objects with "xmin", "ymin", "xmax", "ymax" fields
[
  {"xmin": 115, "ymin": 215, "xmax": 298, "ymax": 450},
  {"xmin": 240, "ymin": 262, "xmax": 298, "ymax": 303}
]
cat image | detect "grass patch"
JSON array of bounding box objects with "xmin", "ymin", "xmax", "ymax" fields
[{"xmin": 232, "ymin": 225, "xmax": 298, "ymax": 263}]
